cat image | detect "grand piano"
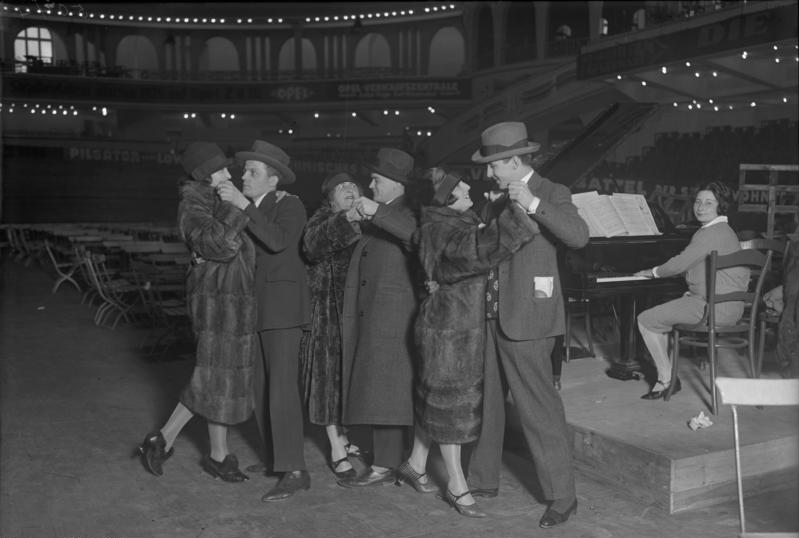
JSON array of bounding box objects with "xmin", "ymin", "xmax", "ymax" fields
[{"xmin": 558, "ymin": 204, "xmax": 695, "ymax": 380}]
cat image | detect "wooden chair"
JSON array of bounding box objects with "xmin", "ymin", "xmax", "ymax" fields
[
  {"xmin": 665, "ymin": 247, "xmax": 773, "ymax": 415},
  {"xmin": 748, "ymin": 239, "xmax": 790, "ymax": 377},
  {"xmin": 714, "ymin": 377, "xmax": 799, "ymax": 538}
]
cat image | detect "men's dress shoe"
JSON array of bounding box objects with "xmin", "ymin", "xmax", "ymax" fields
[
  {"xmin": 138, "ymin": 431, "xmax": 173, "ymax": 477},
  {"xmin": 539, "ymin": 498, "xmax": 578, "ymax": 528},
  {"xmin": 641, "ymin": 378, "xmax": 682, "ymax": 400},
  {"xmin": 261, "ymin": 470, "xmax": 310, "ymax": 502},
  {"xmin": 440, "ymin": 489, "xmax": 487, "ymax": 518},
  {"xmin": 337, "ymin": 467, "xmax": 396, "ymax": 488},
  {"xmin": 396, "ymin": 460, "xmax": 438, "ymax": 493},
  {"xmin": 469, "ymin": 487, "xmax": 499, "ymax": 498},
  {"xmin": 201, "ymin": 454, "xmax": 249, "ymax": 482}
]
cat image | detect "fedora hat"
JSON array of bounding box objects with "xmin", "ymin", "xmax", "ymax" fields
[
  {"xmin": 369, "ymin": 147, "xmax": 414, "ymax": 185},
  {"xmin": 471, "ymin": 122, "xmax": 541, "ymax": 164},
  {"xmin": 181, "ymin": 142, "xmax": 231, "ymax": 181},
  {"xmin": 235, "ymin": 140, "xmax": 296, "ymax": 184}
]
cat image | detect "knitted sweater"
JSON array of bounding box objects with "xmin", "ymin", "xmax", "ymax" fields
[{"xmin": 656, "ymin": 219, "xmax": 748, "ymax": 298}]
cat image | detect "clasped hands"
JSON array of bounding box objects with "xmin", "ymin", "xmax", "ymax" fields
[
  {"xmin": 486, "ymin": 180, "xmax": 537, "ymax": 211},
  {"xmin": 345, "ymin": 196, "xmax": 379, "ymax": 222}
]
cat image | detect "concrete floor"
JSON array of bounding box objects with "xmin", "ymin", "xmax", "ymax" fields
[{"xmin": 1, "ymin": 256, "xmax": 797, "ymax": 538}]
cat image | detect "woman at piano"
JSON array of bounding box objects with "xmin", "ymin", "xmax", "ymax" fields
[{"xmin": 634, "ymin": 181, "xmax": 749, "ymax": 400}]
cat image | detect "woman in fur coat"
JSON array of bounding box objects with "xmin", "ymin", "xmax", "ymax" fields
[
  {"xmin": 300, "ymin": 172, "xmax": 366, "ymax": 478},
  {"xmin": 399, "ymin": 167, "xmax": 539, "ymax": 517},
  {"xmin": 138, "ymin": 142, "xmax": 257, "ymax": 482}
]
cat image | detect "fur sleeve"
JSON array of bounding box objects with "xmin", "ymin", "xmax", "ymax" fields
[
  {"xmin": 178, "ymin": 185, "xmax": 249, "ymax": 262},
  {"xmin": 302, "ymin": 205, "xmax": 361, "ymax": 264}
]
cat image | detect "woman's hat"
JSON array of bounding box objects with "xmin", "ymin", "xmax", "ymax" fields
[
  {"xmin": 235, "ymin": 140, "xmax": 296, "ymax": 184},
  {"xmin": 429, "ymin": 168, "xmax": 462, "ymax": 207},
  {"xmin": 471, "ymin": 122, "xmax": 541, "ymax": 164},
  {"xmin": 369, "ymin": 147, "xmax": 414, "ymax": 184},
  {"xmin": 321, "ymin": 171, "xmax": 358, "ymax": 194},
  {"xmin": 181, "ymin": 142, "xmax": 231, "ymax": 181}
]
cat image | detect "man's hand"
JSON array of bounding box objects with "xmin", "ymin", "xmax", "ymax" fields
[
  {"xmin": 354, "ymin": 197, "xmax": 379, "ymax": 220},
  {"xmin": 345, "ymin": 206, "xmax": 363, "ymax": 222},
  {"xmin": 216, "ymin": 181, "xmax": 250, "ymax": 210},
  {"xmin": 507, "ymin": 180, "xmax": 535, "ymax": 211}
]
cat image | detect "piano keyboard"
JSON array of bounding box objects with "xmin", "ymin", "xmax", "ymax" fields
[{"xmin": 595, "ymin": 275, "xmax": 652, "ymax": 283}]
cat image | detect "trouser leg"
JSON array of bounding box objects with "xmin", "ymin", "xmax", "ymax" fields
[
  {"xmin": 372, "ymin": 425, "xmax": 405, "ymax": 469},
  {"xmin": 496, "ymin": 335, "xmax": 575, "ymax": 501},
  {"xmin": 466, "ymin": 320, "xmax": 505, "ymax": 490},
  {"xmin": 260, "ymin": 328, "xmax": 307, "ymax": 472}
]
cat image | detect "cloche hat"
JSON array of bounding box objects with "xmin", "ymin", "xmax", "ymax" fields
[{"xmin": 181, "ymin": 142, "xmax": 231, "ymax": 181}]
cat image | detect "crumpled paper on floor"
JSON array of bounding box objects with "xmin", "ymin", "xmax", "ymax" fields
[{"xmin": 687, "ymin": 411, "xmax": 713, "ymax": 431}]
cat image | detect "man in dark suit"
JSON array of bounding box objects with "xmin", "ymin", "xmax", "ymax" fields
[
  {"xmin": 336, "ymin": 148, "xmax": 420, "ymax": 488},
  {"xmin": 218, "ymin": 140, "xmax": 311, "ymax": 502},
  {"xmin": 467, "ymin": 122, "xmax": 589, "ymax": 528}
]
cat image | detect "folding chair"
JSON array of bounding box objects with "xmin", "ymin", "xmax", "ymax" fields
[
  {"xmin": 715, "ymin": 377, "xmax": 799, "ymax": 538},
  {"xmin": 44, "ymin": 239, "xmax": 82, "ymax": 293}
]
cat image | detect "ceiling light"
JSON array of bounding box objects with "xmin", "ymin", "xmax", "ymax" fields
[
  {"xmin": 661, "ymin": 66, "xmax": 667, "ymax": 74},
  {"xmin": 712, "ymin": 71, "xmax": 718, "ymax": 77},
  {"xmin": 685, "ymin": 61, "xmax": 691, "ymax": 67},
  {"xmin": 351, "ymin": 112, "xmax": 357, "ymax": 117},
  {"xmin": 750, "ymin": 101, "xmax": 756, "ymax": 107},
  {"xmin": 230, "ymin": 114, "xmax": 235, "ymax": 119},
  {"xmin": 641, "ymin": 81, "xmax": 647, "ymax": 86}
]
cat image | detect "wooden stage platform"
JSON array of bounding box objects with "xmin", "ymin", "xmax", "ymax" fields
[{"xmin": 507, "ymin": 346, "xmax": 799, "ymax": 514}]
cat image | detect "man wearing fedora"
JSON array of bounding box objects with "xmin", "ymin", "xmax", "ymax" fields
[
  {"xmin": 336, "ymin": 147, "xmax": 421, "ymax": 488},
  {"xmin": 468, "ymin": 122, "xmax": 589, "ymax": 528},
  {"xmin": 217, "ymin": 140, "xmax": 312, "ymax": 502}
]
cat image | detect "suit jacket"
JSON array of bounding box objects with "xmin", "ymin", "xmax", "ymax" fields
[
  {"xmin": 244, "ymin": 191, "xmax": 311, "ymax": 331},
  {"xmin": 485, "ymin": 172, "xmax": 589, "ymax": 341},
  {"xmin": 340, "ymin": 196, "xmax": 419, "ymax": 426}
]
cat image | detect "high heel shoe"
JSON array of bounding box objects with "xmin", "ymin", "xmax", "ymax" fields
[
  {"xmin": 539, "ymin": 498, "xmax": 577, "ymax": 528},
  {"xmin": 440, "ymin": 489, "xmax": 486, "ymax": 518},
  {"xmin": 396, "ymin": 460, "xmax": 438, "ymax": 493},
  {"xmin": 641, "ymin": 378, "xmax": 681, "ymax": 400},
  {"xmin": 201, "ymin": 454, "xmax": 249, "ymax": 482},
  {"xmin": 137, "ymin": 431, "xmax": 173, "ymax": 477},
  {"xmin": 329, "ymin": 455, "xmax": 356, "ymax": 479}
]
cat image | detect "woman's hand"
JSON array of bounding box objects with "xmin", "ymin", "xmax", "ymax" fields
[{"xmin": 634, "ymin": 268, "xmax": 655, "ymax": 278}]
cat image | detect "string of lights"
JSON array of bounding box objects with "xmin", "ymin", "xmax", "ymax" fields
[
  {"xmin": 611, "ymin": 42, "xmax": 798, "ymax": 112},
  {"xmin": 2, "ymin": 3, "xmax": 459, "ymax": 27}
]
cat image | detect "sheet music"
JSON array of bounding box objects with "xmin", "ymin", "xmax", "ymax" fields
[
  {"xmin": 572, "ymin": 191, "xmax": 627, "ymax": 237},
  {"xmin": 609, "ymin": 193, "xmax": 661, "ymax": 236}
]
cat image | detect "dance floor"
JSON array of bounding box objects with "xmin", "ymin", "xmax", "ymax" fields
[{"xmin": 1, "ymin": 257, "xmax": 797, "ymax": 538}]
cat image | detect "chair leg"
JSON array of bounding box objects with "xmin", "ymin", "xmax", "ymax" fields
[
  {"xmin": 664, "ymin": 329, "xmax": 679, "ymax": 402},
  {"xmin": 756, "ymin": 318, "xmax": 766, "ymax": 379},
  {"xmin": 709, "ymin": 332, "xmax": 718, "ymax": 415},
  {"xmin": 584, "ymin": 300, "xmax": 595, "ymax": 357}
]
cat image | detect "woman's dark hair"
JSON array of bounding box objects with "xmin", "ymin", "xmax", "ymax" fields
[{"xmin": 696, "ymin": 180, "xmax": 735, "ymax": 216}]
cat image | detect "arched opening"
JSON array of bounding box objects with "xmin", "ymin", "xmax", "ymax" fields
[
  {"xmin": 505, "ymin": 2, "xmax": 537, "ymax": 63},
  {"xmin": 199, "ymin": 36, "xmax": 240, "ymax": 76},
  {"xmin": 277, "ymin": 37, "xmax": 318, "ymax": 75},
  {"xmin": 14, "ymin": 27, "xmax": 53, "ymax": 72},
  {"xmin": 116, "ymin": 35, "xmax": 158, "ymax": 78},
  {"xmin": 428, "ymin": 27, "xmax": 465, "ymax": 76},
  {"xmin": 353, "ymin": 33, "xmax": 391, "ymax": 71}
]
